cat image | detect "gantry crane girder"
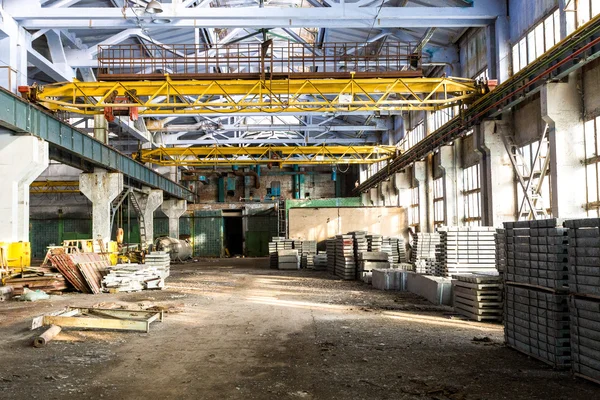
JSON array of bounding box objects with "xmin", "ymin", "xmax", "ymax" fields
[
  {"xmin": 134, "ymin": 145, "xmax": 399, "ymax": 166},
  {"xmin": 30, "ymin": 180, "xmax": 80, "ymax": 194},
  {"xmin": 23, "ymin": 76, "xmax": 486, "ymax": 116}
]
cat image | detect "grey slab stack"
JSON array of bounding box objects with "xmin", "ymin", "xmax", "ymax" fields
[
  {"xmin": 398, "ymin": 237, "xmax": 408, "ymax": 263},
  {"xmin": 314, "ymin": 253, "xmax": 328, "ymax": 270},
  {"xmin": 367, "ymin": 234, "xmax": 383, "ymax": 252},
  {"xmin": 504, "ymin": 285, "xmax": 570, "ymax": 368},
  {"xmin": 564, "ymin": 218, "xmax": 600, "ymax": 384},
  {"xmin": 452, "ymin": 274, "xmax": 503, "ymax": 322},
  {"xmin": 381, "ymin": 238, "xmax": 394, "ymax": 263},
  {"xmin": 503, "ymin": 218, "xmax": 571, "ymax": 369},
  {"xmin": 295, "ymin": 240, "xmax": 317, "ymax": 269},
  {"xmin": 326, "ymin": 239, "xmax": 336, "ymax": 274},
  {"xmin": 495, "ymin": 229, "xmax": 507, "ymax": 275},
  {"xmin": 411, "ymin": 233, "xmax": 440, "ymax": 275},
  {"xmin": 269, "ymin": 237, "xmax": 287, "ymax": 269},
  {"xmin": 437, "ymin": 226, "xmax": 497, "ymax": 277},
  {"xmin": 504, "ymin": 219, "xmax": 569, "ymax": 291},
  {"xmin": 352, "ymin": 231, "xmax": 368, "ymax": 271},
  {"xmin": 278, "ymin": 249, "xmax": 300, "ymax": 270},
  {"xmin": 145, "ymin": 251, "xmax": 171, "ymax": 279},
  {"xmin": 335, "ymin": 235, "xmax": 356, "ymax": 280},
  {"xmin": 406, "ymin": 273, "xmax": 453, "ymax": 305},
  {"xmin": 358, "ymin": 252, "xmax": 390, "ymax": 283}
]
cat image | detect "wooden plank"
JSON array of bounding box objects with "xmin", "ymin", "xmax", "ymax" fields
[{"xmin": 43, "ymin": 315, "xmax": 149, "ymax": 332}]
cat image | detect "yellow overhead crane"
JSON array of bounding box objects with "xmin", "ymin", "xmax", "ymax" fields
[
  {"xmin": 134, "ymin": 145, "xmax": 399, "ymax": 167},
  {"xmin": 30, "ymin": 180, "xmax": 80, "ymax": 194},
  {"xmin": 20, "ymin": 75, "xmax": 486, "ymax": 116}
]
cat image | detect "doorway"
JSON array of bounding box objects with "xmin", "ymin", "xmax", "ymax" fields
[{"xmin": 223, "ymin": 216, "xmax": 244, "ymax": 256}]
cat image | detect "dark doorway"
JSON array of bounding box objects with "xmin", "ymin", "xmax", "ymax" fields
[{"xmin": 224, "ymin": 216, "xmax": 244, "ymax": 256}]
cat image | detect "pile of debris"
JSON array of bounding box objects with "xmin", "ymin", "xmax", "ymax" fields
[{"xmin": 102, "ymin": 251, "xmax": 171, "ymax": 293}]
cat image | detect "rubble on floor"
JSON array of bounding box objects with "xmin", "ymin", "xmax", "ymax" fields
[{"xmin": 102, "ymin": 252, "xmax": 171, "ymax": 293}]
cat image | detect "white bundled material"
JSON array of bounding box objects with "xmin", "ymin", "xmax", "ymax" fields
[{"xmin": 102, "ymin": 263, "xmax": 167, "ymax": 292}]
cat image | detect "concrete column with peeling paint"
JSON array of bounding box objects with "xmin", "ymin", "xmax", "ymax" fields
[
  {"xmin": 80, "ymin": 169, "xmax": 124, "ymax": 243},
  {"xmin": 369, "ymin": 187, "xmax": 381, "ymax": 207},
  {"xmin": 439, "ymin": 144, "xmax": 461, "ymax": 226},
  {"xmin": 360, "ymin": 192, "xmax": 370, "ymax": 206},
  {"xmin": 413, "ymin": 161, "xmax": 429, "ymax": 232},
  {"xmin": 132, "ymin": 188, "xmax": 163, "ymax": 248},
  {"xmin": 541, "ymin": 75, "xmax": 587, "ymax": 218},
  {"xmin": 161, "ymin": 199, "xmax": 187, "ymax": 238},
  {"xmin": 0, "ymin": 133, "xmax": 49, "ymax": 242},
  {"xmin": 476, "ymin": 120, "xmax": 516, "ymax": 226}
]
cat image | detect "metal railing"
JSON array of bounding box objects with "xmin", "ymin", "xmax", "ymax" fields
[{"xmin": 97, "ymin": 41, "xmax": 421, "ymax": 80}]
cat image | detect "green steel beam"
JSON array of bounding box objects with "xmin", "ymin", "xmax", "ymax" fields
[{"xmin": 0, "ymin": 87, "xmax": 195, "ymax": 202}]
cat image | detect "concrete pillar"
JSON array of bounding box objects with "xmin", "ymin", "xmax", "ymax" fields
[
  {"xmin": 132, "ymin": 188, "xmax": 163, "ymax": 248},
  {"xmin": 413, "ymin": 161, "xmax": 429, "ymax": 232},
  {"xmin": 360, "ymin": 192, "xmax": 370, "ymax": 206},
  {"xmin": 394, "ymin": 170, "xmax": 412, "ymax": 209},
  {"xmin": 369, "ymin": 187, "xmax": 381, "ymax": 207},
  {"xmin": 0, "ymin": 20, "xmax": 27, "ymax": 92},
  {"xmin": 541, "ymin": 76, "xmax": 587, "ymax": 218},
  {"xmin": 476, "ymin": 120, "xmax": 516, "ymax": 226},
  {"xmin": 161, "ymin": 199, "xmax": 187, "ymax": 238},
  {"xmin": 93, "ymin": 114, "xmax": 108, "ymax": 144},
  {"xmin": 80, "ymin": 169, "xmax": 124, "ymax": 243},
  {"xmin": 0, "ymin": 133, "xmax": 49, "ymax": 242},
  {"xmin": 439, "ymin": 144, "xmax": 461, "ymax": 226}
]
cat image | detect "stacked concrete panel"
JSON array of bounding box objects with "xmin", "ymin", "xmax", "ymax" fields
[
  {"xmin": 452, "ymin": 274, "xmax": 503, "ymax": 322},
  {"xmin": 565, "ymin": 218, "xmax": 600, "ymax": 384},
  {"xmin": 326, "ymin": 239, "xmax": 336, "ymax": 274},
  {"xmin": 352, "ymin": 231, "xmax": 368, "ymax": 271},
  {"xmin": 314, "ymin": 253, "xmax": 328, "ymax": 270},
  {"xmin": 294, "ymin": 240, "xmax": 317, "ymax": 269},
  {"xmin": 335, "ymin": 234, "xmax": 356, "ymax": 280},
  {"xmin": 503, "ymin": 219, "xmax": 571, "ymax": 369},
  {"xmin": 495, "ymin": 228, "xmax": 507, "ymax": 274},
  {"xmin": 436, "ymin": 227, "xmax": 497, "ymax": 277},
  {"xmin": 358, "ymin": 252, "xmax": 390, "ymax": 283},
  {"xmin": 504, "ymin": 220, "xmax": 569, "ymax": 291},
  {"xmin": 504, "ymin": 285, "xmax": 571, "ymax": 368},
  {"xmin": 372, "ymin": 269, "xmax": 412, "ymax": 291},
  {"xmin": 367, "ymin": 234, "xmax": 383, "ymax": 252},
  {"xmin": 269, "ymin": 237, "xmax": 290, "ymax": 269},
  {"xmin": 278, "ymin": 249, "xmax": 300, "ymax": 270},
  {"xmin": 411, "ymin": 233, "xmax": 440, "ymax": 275}
]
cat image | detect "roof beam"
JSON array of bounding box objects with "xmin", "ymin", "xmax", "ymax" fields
[{"xmin": 10, "ymin": 3, "xmax": 503, "ymax": 29}]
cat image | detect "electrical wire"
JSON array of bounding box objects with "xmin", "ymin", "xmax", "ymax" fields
[{"xmin": 365, "ymin": 0, "xmax": 386, "ymax": 44}]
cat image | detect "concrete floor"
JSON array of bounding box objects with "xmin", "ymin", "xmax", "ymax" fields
[{"xmin": 0, "ymin": 258, "xmax": 598, "ymax": 400}]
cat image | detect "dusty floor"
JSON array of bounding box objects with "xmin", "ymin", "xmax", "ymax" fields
[{"xmin": 0, "ymin": 258, "xmax": 598, "ymax": 400}]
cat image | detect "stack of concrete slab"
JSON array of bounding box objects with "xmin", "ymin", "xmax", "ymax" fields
[
  {"xmin": 564, "ymin": 218, "xmax": 600, "ymax": 384},
  {"xmin": 352, "ymin": 231, "xmax": 368, "ymax": 271},
  {"xmin": 452, "ymin": 274, "xmax": 503, "ymax": 322},
  {"xmin": 406, "ymin": 273, "xmax": 452, "ymax": 305},
  {"xmin": 495, "ymin": 229, "xmax": 507, "ymax": 275},
  {"xmin": 504, "ymin": 219, "xmax": 569, "ymax": 291},
  {"xmin": 314, "ymin": 253, "xmax": 328, "ymax": 270},
  {"xmin": 383, "ymin": 236, "xmax": 408, "ymax": 263},
  {"xmin": 503, "ymin": 219, "xmax": 571, "ymax": 369},
  {"xmin": 145, "ymin": 251, "xmax": 171, "ymax": 279},
  {"xmin": 411, "ymin": 233, "xmax": 440, "ymax": 275},
  {"xmin": 269, "ymin": 237, "xmax": 288, "ymax": 269},
  {"xmin": 367, "ymin": 234, "xmax": 383, "ymax": 252},
  {"xmin": 326, "ymin": 239, "xmax": 336, "ymax": 274},
  {"xmin": 358, "ymin": 252, "xmax": 390, "ymax": 283},
  {"xmin": 278, "ymin": 249, "xmax": 300, "ymax": 270},
  {"xmin": 436, "ymin": 227, "xmax": 497, "ymax": 277},
  {"xmin": 504, "ymin": 285, "xmax": 571, "ymax": 368},
  {"xmin": 372, "ymin": 269, "xmax": 411, "ymax": 291},
  {"xmin": 335, "ymin": 235, "xmax": 356, "ymax": 280},
  {"xmin": 102, "ymin": 263, "xmax": 167, "ymax": 292},
  {"xmin": 294, "ymin": 240, "xmax": 317, "ymax": 269}
]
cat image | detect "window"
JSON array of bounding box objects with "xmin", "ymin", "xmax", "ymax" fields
[
  {"xmin": 462, "ymin": 164, "xmax": 482, "ymax": 226},
  {"xmin": 430, "ymin": 106, "xmax": 460, "ymax": 132},
  {"xmin": 409, "ymin": 186, "xmax": 420, "ymax": 230},
  {"xmin": 571, "ymin": 0, "xmax": 600, "ymax": 33},
  {"xmin": 516, "ymin": 137, "xmax": 552, "ymax": 220},
  {"xmin": 400, "ymin": 121, "xmax": 425, "ymax": 152},
  {"xmin": 584, "ymin": 116, "xmax": 600, "ymax": 215},
  {"xmin": 512, "ymin": 10, "xmax": 560, "ymax": 74},
  {"xmin": 433, "ymin": 177, "xmax": 445, "ymax": 227},
  {"xmin": 474, "ymin": 68, "xmax": 489, "ymax": 82}
]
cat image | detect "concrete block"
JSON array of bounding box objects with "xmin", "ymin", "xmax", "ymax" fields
[
  {"xmin": 406, "ymin": 274, "xmax": 453, "ymax": 306},
  {"xmin": 372, "ymin": 269, "xmax": 412, "ymax": 291}
]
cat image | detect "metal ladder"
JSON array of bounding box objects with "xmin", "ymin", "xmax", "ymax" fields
[
  {"xmin": 110, "ymin": 187, "xmax": 132, "ymax": 231},
  {"xmin": 129, "ymin": 192, "xmax": 147, "ymax": 248},
  {"xmin": 278, "ymin": 199, "xmax": 286, "ymax": 237},
  {"xmin": 109, "ymin": 187, "xmax": 147, "ymax": 248},
  {"xmin": 498, "ymin": 125, "xmax": 550, "ymax": 220}
]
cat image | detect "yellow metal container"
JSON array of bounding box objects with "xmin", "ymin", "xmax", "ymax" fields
[{"xmin": 0, "ymin": 242, "xmax": 32, "ymax": 269}]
